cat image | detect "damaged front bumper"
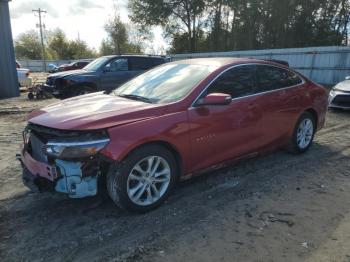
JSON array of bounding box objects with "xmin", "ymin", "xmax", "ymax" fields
[
  {"xmin": 17, "ymin": 152, "xmax": 98, "ymax": 198},
  {"xmin": 17, "ymin": 124, "xmax": 110, "ymax": 198}
]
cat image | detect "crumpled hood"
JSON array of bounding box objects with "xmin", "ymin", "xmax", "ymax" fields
[
  {"xmin": 48, "ymin": 69, "xmax": 93, "ymax": 79},
  {"xmin": 27, "ymin": 93, "xmax": 167, "ymax": 130},
  {"xmin": 334, "ymin": 80, "xmax": 350, "ymax": 92}
]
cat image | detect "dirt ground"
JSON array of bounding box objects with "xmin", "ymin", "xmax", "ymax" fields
[{"xmin": 0, "ymin": 93, "xmax": 350, "ymax": 262}]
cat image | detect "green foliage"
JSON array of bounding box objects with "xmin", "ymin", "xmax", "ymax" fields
[
  {"xmin": 99, "ymin": 39, "xmax": 115, "ymax": 56},
  {"xmin": 129, "ymin": 0, "xmax": 207, "ymax": 52},
  {"xmin": 68, "ymin": 39, "xmax": 97, "ymax": 59},
  {"xmin": 14, "ymin": 28, "xmax": 97, "ymax": 60},
  {"xmin": 47, "ymin": 28, "xmax": 97, "ymax": 59},
  {"xmin": 47, "ymin": 29, "xmax": 70, "ymax": 59},
  {"xmin": 14, "ymin": 30, "xmax": 42, "ymax": 59},
  {"xmin": 100, "ymin": 15, "xmax": 142, "ymax": 55},
  {"xmin": 129, "ymin": 0, "xmax": 350, "ymax": 53}
]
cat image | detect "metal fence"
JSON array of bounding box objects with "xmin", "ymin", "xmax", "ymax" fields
[
  {"xmin": 19, "ymin": 46, "xmax": 350, "ymax": 86},
  {"xmin": 18, "ymin": 59, "xmax": 92, "ymax": 72},
  {"xmin": 171, "ymin": 46, "xmax": 350, "ymax": 86}
]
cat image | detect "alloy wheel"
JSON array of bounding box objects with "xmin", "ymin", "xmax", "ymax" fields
[
  {"xmin": 297, "ymin": 118, "xmax": 314, "ymax": 149},
  {"xmin": 127, "ymin": 156, "xmax": 171, "ymax": 206}
]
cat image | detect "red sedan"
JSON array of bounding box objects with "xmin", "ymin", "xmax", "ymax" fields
[
  {"xmin": 57, "ymin": 61, "xmax": 90, "ymax": 72},
  {"xmin": 18, "ymin": 58, "xmax": 328, "ymax": 212}
]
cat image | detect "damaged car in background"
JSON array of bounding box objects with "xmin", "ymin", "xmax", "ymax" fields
[
  {"xmin": 44, "ymin": 55, "xmax": 169, "ymax": 99},
  {"xmin": 17, "ymin": 58, "xmax": 328, "ymax": 212}
]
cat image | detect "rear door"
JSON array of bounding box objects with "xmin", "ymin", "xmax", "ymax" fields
[
  {"xmin": 129, "ymin": 57, "xmax": 163, "ymax": 77},
  {"xmin": 255, "ymin": 64, "xmax": 304, "ymax": 146},
  {"xmin": 188, "ymin": 65, "xmax": 265, "ymax": 173},
  {"xmin": 100, "ymin": 58, "xmax": 132, "ymax": 91}
]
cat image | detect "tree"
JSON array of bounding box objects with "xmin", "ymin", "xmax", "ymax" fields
[
  {"xmin": 68, "ymin": 39, "xmax": 97, "ymax": 59},
  {"xmin": 129, "ymin": 0, "xmax": 207, "ymax": 53},
  {"xmin": 101, "ymin": 15, "xmax": 143, "ymax": 55},
  {"xmin": 14, "ymin": 30, "xmax": 42, "ymax": 59},
  {"xmin": 47, "ymin": 28, "xmax": 97, "ymax": 59},
  {"xmin": 129, "ymin": 0, "xmax": 350, "ymax": 53},
  {"xmin": 105, "ymin": 15, "xmax": 128, "ymax": 54},
  {"xmin": 99, "ymin": 39, "xmax": 115, "ymax": 56},
  {"xmin": 47, "ymin": 29, "xmax": 71, "ymax": 59}
]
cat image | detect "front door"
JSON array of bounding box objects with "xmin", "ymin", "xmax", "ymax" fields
[
  {"xmin": 188, "ymin": 65, "xmax": 264, "ymax": 173},
  {"xmin": 100, "ymin": 58, "xmax": 132, "ymax": 91}
]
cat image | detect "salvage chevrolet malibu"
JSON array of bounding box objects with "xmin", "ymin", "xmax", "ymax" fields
[{"xmin": 17, "ymin": 58, "xmax": 328, "ymax": 212}]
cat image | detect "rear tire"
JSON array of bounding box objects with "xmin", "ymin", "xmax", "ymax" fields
[
  {"xmin": 287, "ymin": 112, "xmax": 316, "ymax": 154},
  {"xmin": 106, "ymin": 145, "xmax": 178, "ymax": 213}
]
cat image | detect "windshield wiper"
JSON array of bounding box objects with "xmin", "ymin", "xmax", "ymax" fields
[{"xmin": 118, "ymin": 94, "xmax": 156, "ymax": 103}]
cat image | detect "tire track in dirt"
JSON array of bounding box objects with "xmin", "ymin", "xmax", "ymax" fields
[{"xmin": 0, "ymin": 96, "xmax": 350, "ymax": 262}]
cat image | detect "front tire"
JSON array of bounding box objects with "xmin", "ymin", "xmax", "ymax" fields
[
  {"xmin": 73, "ymin": 86, "xmax": 94, "ymax": 97},
  {"xmin": 287, "ymin": 112, "xmax": 316, "ymax": 154},
  {"xmin": 106, "ymin": 145, "xmax": 178, "ymax": 212}
]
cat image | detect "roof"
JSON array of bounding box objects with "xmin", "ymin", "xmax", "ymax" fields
[
  {"xmin": 170, "ymin": 57, "xmax": 266, "ymax": 67},
  {"xmin": 103, "ymin": 54, "xmax": 166, "ymax": 59},
  {"xmin": 170, "ymin": 57, "xmax": 291, "ymax": 69}
]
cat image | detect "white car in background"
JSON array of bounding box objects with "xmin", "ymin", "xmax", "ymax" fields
[
  {"xmin": 329, "ymin": 76, "xmax": 350, "ymax": 109},
  {"xmin": 16, "ymin": 61, "xmax": 33, "ymax": 88}
]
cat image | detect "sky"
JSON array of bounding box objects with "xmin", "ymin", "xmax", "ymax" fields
[{"xmin": 9, "ymin": 0, "xmax": 168, "ymax": 54}]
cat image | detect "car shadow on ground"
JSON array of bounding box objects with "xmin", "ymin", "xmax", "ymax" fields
[
  {"xmin": 2, "ymin": 141, "xmax": 345, "ymax": 216},
  {"xmin": 0, "ymin": 141, "xmax": 347, "ymax": 260}
]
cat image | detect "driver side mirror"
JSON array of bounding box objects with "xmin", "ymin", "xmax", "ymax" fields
[{"xmin": 196, "ymin": 93, "xmax": 232, "ymax": 106}]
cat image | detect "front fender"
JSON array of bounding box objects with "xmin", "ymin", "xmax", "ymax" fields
[{"xmin": 100, "ymin": 111, "xmax": 192, "ymax": 175}]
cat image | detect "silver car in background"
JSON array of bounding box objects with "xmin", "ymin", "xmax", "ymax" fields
[{"xmin": 329, "ymin": 76, "xmax": 350, "ymax": 109}]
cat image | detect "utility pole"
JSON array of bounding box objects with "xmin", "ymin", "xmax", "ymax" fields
[{"xmin": 32, "ymin": 8, "xmax": 47, "ymax": 72}]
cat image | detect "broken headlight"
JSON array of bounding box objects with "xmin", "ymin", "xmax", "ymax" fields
[{"xmin": 45, "ymin": 138, "xmax": 109, "ymax": 159}]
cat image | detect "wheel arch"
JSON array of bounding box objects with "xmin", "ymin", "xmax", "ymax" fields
[
  {"xmin": 305, "ymin": 108, "xmax": 318, "ymax": 130},
  {"xmin": 121, "ymin": 140, "xmax": 184, "ymax": 178}
]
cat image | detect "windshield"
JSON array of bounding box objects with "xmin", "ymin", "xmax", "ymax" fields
[
  {"xmin": 114, "ymin": 63, "xmax": 217, "ymax": 103},
  {"xmin": 83, "ymin": 57, "xmax": 109, "ymax": 71}
]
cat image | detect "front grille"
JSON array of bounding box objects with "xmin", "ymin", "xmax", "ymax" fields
[
  {"xmin": 334, "ymin": 88, "xmax": 350, "ymax": 94},
  {"xmin": 332, "ymin": 95, "xmax": 350, "ymax": 108},
  {"xmin": 28, "ymin": 133, "xmax": 48, "ymax": 163}
]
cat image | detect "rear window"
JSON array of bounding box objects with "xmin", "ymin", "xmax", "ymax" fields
[
  {"xmin": 130, "ymin": 57, "xmax": 166, "ymax": 70},
  {"xmin": 152, "ymin": 58, "xmax": 166, "ymax": 67},
  {"xmin": 256, "ymin": 65, "xmax": 302, "ymax": 92}
]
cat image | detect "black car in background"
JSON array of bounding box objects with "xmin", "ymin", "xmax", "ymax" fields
[{"xmin": 44, "ymin": 55, "xmax": 169, "ymax": 98}]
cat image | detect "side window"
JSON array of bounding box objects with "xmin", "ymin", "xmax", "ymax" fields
[
  {"xmin": 206, "ymin": 65, "xmax": 256, "ymax": 99},
  {"xmin": 152, "ymin": 58, "xmax": 166, "ymax": 67},
  {"xmin": 130, "ymin": 57, "xmax": 153, "ymax": 71},
  {"xmin": 287, "ymin": 70, "xmax": 303, "ymax": 86},
  {"xmin": 256, "ymin": 65, "xmax": 302, "ymax": 92},
  {"xmin": 105, "ymin": 58, "xmax": 128, "ymax": 72}
]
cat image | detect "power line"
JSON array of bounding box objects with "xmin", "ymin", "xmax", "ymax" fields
[{"xmin": 32, "ymin": 8, "xmax": 47, "ymax": 72}]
